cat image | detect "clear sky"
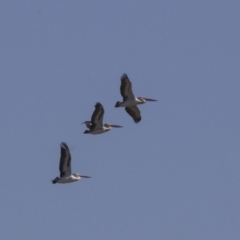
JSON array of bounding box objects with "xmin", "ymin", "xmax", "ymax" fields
[{"xmin": 0, "ymin": 1, "xmax": 240, "ymax": 239}]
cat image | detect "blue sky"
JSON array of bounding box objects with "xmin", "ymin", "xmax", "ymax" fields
[{"xmin": 0, "ymin": 1, "xmax": 240, "ymax": 239}]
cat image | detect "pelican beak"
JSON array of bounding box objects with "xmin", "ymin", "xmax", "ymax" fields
[
  {"xmin": 109, "ymin": 124, "xmax": 123, "ymax": 128},
  {"xmin": 80, "ymin": 175, "xmax": 91, "ymax": 178},
  {"xmin": 142, "ymin": 97, "xmax": 157, "ymax": 102}
]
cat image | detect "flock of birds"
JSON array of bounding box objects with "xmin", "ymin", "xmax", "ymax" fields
[{"xmin": 52, "ymin": 73, "xmax": 157, "ymax": 184}]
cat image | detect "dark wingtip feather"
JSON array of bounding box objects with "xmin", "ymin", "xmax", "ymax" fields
[
  {"xmin": 95, "ymin": 102, "xmax": 101, "ymax": 106},
  {"xmin": 95, "ymin": 102, "xmax": 103, "ymax": 108},
  {"xmin": 115, "ymin": 101, "xmax": 121, "ymax": 107},
  {"xmin": 134, "ymin": 117, "xmax": 141, "ymax": 123},
  {"xmin": 52, "ymin": 177, "xmax": 60, "ymax": 184},
  {"xmin": 60, "ymin": 142, "xmax": 69, "ymax": 149},
  {"xmin": 121, "ymin": 73, "xmax": 128, "ymax": 80}
]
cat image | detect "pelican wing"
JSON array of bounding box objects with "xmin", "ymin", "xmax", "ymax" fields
[
  {"xmin": 125, "ymin": 106, "xmax": 141, "ymax": 123},
  {"xmin": 59, "ymin": 142, "xmax": 71, "ymax": 177},
  {"xmin": 120, "ymin": 73, "xmax": 135, "ymax": 101},
  {"xmin": 91, "ymin": 102, "xmax": 104, "ymax": 129}
]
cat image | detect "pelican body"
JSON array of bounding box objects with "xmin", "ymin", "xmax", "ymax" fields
[
  {"xmin": 53, "ymin": 174, "xmax": 82, "ymax": 184},
  {"xmin": 115, "ymin": 97, "xmax": 147, "ymax": 107},
  {"xmin": 52, "ymin": 142, "xmax": 91, "ymax": 184},
  {"xmin": 83, "ymin": 102, "xmax": 123, "ymax": 135},
  {"xmin": 115, "ymin": 73, "xmax": 157, "ymax": 123}
]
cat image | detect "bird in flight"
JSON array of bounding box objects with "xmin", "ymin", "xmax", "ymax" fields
[
  {"xmin": 115, "ymin": 73, "xmax": 157, "ymax": 123},
  {"xmin": 83, "ymin": 102, "xmax": 123, "ymax": 134},
  {"xmin": 52, "ymin": 142, "xmax": 91, "ymax": 184}
]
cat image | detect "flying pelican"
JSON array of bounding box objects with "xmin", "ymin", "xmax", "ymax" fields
[
  {"xmin": 52, "ymin": 142, "xmax": 91, "ymax": 184},
  {"xmin": 83, "ymin": 102, "xmax": 123, "ymax": 134},
  {"xmin": 115, "ymin": 73, "xmax": 157, "ymax": 123}
]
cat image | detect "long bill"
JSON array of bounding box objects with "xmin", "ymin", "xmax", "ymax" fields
[
  {"xmin": 80, "ymin": 175, "xmax": 91, "ymax": 178},
  {"xmin": 142, "ymin": 97, "xmax": 157, "ymax": 101},
  {"xmin": 109, "ymin": 124, "xmax": 123, "ymax": 128}
]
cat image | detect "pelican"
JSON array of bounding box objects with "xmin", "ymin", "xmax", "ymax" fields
[
  {"xmin": 52, "ymin": 142, "xmax": 91, "ymax": 184},
  {"xmin": 115, "ymin": 73, "xmax": 157, "ymax": 123},
  {"xmin": 83, "ymin": 102, "xmax": 123, "ymax": 134}
]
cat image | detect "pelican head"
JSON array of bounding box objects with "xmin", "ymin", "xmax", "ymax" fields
[{"xmin": 115, "ymin": 101, "xmax": 121, "ymax": 108}]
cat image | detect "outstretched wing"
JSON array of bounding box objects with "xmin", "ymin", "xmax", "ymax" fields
[
  {"xmin": 59, "ymin": 142, "xmax": 71, "ymax": 177},
  {"xmin": 125, "ymin": 106, "xmax": 141, "ymax": 123},
  {"xmin": 120, "ymin": 73, "xmax": 135, "ymax": 101},
  {"xmin": 90, "ymin": 102, "xmax": 104, "ymax": 129}
]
